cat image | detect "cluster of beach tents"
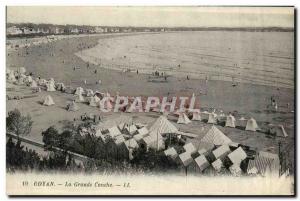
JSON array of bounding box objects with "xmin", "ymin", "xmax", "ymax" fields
[
  {"xmin": 92, "ymin": 114, "xmax": 281, "ymax": 176},
  {"xmin": 164, "ymin": 125, "xmax": 280, "ymax": 176},
  {"xmin": 6, "ymin": 67, "xmax": 114, "ymax": 112},
  {"xmin": 6, "ymin": 67, "xmax": 288, "ymax": 137},
  {"xmin": 176, "ymin": 111, "xmax": 259, "ymax": 132},
  {"xmin": 176, "ymin": 110, "xmax": 287, "ymax": 137}
]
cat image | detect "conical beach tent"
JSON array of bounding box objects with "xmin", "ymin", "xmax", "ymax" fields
[
  {"xmin": 16, "ymin": 78, "xmax": 25, "ymax": 85},
  {"xmin": 237, "ymin": 117, "xmax": 247, "ymax": 128},
  {"xmin": 67, "ymin": 101, "xmax": 79, "ymax": 111},
  {"xmin": 100, "ymin": 98, "xmax": 113, "ymax": 110},
  {"xmin": 207, "ymin": 112, "xmax": 217, "ymax": 124},
  {"xmin": 43, "ymin": 95, "xmax": 55, "ymax": 106},
  {"xmin": 149, "ymin": 115, "xmax": 178, "ymax": 136},
  {"xmin": 89, "ymin": 95, "xmax": 100, "ymax": 107},
  {"xmin": 49, "ymin": 78, "xmax": 55, "ymax": 83},
  {"xmin": 7, "ymin": 71, "xmax": 16, "ymax": 82},
  {"xmin": 192, "ymin": 111, "xmax": 201, "ymax": 121},
  {"xmin": 38, "ymin": 79, "xmax": 47, "ymax": 86},
  {"xmin": 26, "ymin": 76, "xmax": 33, "ymax": 83},
  {"xmin": 46, "ymin": 82, "xmax": 56, "ymax": 91},
  {"xmin": 269, "ymin": 124, "xmax": 288, "ymax": 137},
  {"xmin": 225, "ymin": 114, "xmax": 236, "ymax": 128},
  {"xmin": 201, "ymin": 125, "xmax": 232, "ymax": 146},
  {"xmin": 177, "ymin": 113, "xmax": 191, "ymax": 124},
  {"xmin": 75, "ymin": 93, "xmax": 85, "ymax": 103},
  {"xmin": 56, "ymin": 83, "xmax": 66, "ymax": 91},
  {"xmin": 30, "ymin": 80, "xmax": 38, "ymax": 88},
  {"xmin": 86, "ymin": 89, "xmax": 94, "ymax": 97},
  {"xmin": 74, "ymin": 87, "xmax": 84, "ymax": 95},
  {"xmin": 245, "ymin": 118, "xmax": 258, "ymax": 131}
]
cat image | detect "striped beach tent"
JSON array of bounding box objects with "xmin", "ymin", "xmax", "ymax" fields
[
  {"xmin": 149, "ymin": 115, "xmax": 178, "ymax": 136},
  {"xmin": 200, "ymin": 125, "xmax": 232, "ymax": 146},
  {"xmin": 247, "ymin": 151, "xmax": 280, "ymax": 176}
]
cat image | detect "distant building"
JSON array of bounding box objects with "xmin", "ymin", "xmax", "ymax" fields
[
  {"xmin": 6, "ymin": 26, "xmax": 22, "ymax": 35},
  {"xmin": 122, "ymin": 28, "xmax": 132, "ymax": 33},
  {"xmin": 95, "ymin": 27, "xmax": 105, "ymax": 33},
  {"xmin": 70, "ymin": 28, "xmax": 79, "ymax": 33},
  {"xmin": 109, "ymin": 27, "xmax": 120, "ymax": 33},
  {"xmin": 21, "ymin": 27, "xmax": 37, "ymax": 34},
  {"xmin": 50, "ymin": 27, "xmax": 64, "ymax": 34},
  {"xmin": 37, "ymin": 27, "xmax": 50, "ymax": 34}
]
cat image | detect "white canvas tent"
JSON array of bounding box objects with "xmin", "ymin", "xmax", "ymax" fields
[
  {"xmin": 30, "ymin": 80, "xmax": 38, "ymax": 88},
  {"xmin": 201, "ymin": 125, "xmax": 232, "ymax": 146},
  {"xmin": 46, "ymin": 82, "xmax": 56, "ymax": 91},
  {"xmin": 201, "ymin": 111, "xmax": 210, "ymax": 120},
  {"xmin": 212, "ymin": 144, "xmax": 231, "ymax": 159},
  {"xmin": 49, "ymin": 78, "xmax": 55, "ymax": 84},
  {"xmin": 137, "ymin": 127, "xmax": 149, "ymax": 136},
  {"xmin": 16, "ymin": 78, "xmax": 25, "ymax": 85},
  {"xmin": 74, "ymin": 87, "xmax": 84, "ymax": 95},
  {"xmin": 207, "ymin": 112, "xmax": 218, "ymax": 124},
  {"xmin": 38, "ymin": 79, "xmax": 47, "ymax": 86},
  {"xmin": 108, "ymin": 126, "xmax": 122, "ymax": 138},
  {"xmin": 133, "ymin": 133, "xmax": 145, "ymax": 142},
  {"xmin": 89, "ymin": 95, "xmax": 100, "ymax": 107},
  {"xmin": 43, "ymin": 95, "xmax": 55, "ymax": 106},
  {"xmin": 177, "ymin": 113, "xmax": 191, "ymax": 124},
  {"xmin": 183, "ymin": 143, "xmax": 197, "ymax": 154},
  {"xmin": 7, "ymin": 71, "xmax": 16, "ymax": 82},
  {"xmin": 125, "ymin": 124, "xmax": 138, "ymax": 135},
  {"xmin": 86, "ymin": 89, "xmax": 94, "ymax": 97},
  {"xmin": 227, "ymin": 147, "xmax": 247, "ymax": 165},
  {"xmin": 269, "ymin": 124, "xmax": 288, "ymax": 137},
  {"xmin": 194, "ymin": 155, "xmax": 210, "ymax": 172},
  {"xmin": 67, "ymin": 101, "xmax": 79, "ymax": 111},
  {"xmin": 178, "ymin": 152, "xmax": 193, "ymax": 167},
  {"xmin": 245, "ymin": 118, "xmax": 259, "ymax": 132},
  {"xmin": 114, "ymin": 135, "xmax": 126, "ymax": 145},
  {"xmin": 164, "ymin": 147, "xmax": 178, "ymax": 160},
  {"xmin": 75, "ymin": 93, "xmax": 85, "ymax": 103},
  {"xmin": 56, "ymin": 83, "xmax": 65, "ymax": 91},
  {"xmin": 25, "ymin": 76, "xmax": 33, "ymax": 83},
  {"xmin": 99, "ymin": 98, "xmax": 113, "ymax": 110},
  {"xmin": 225, "ymin": 114, "xmax": 236, "ymax": 128},
  {"xmin": 141, "ymin": 135, "xmax": 165, "ymax": 151},
  {"xmin": 237, "ymin": 117, "xmax": 247, "ymax": 128},
  {"xmin": 192, "ymin": 111, "xmax": 201, "ymax": 121},
  {"xmin": 96, "ymin": 115, "xmax": 133, "ymax": 131},
  {"xmin": 149, "ymin": 115, "xmax": 178, "ymax": 136}
]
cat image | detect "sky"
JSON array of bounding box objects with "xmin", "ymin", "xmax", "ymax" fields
[{"xmin": 7, "ymin": 6, "xmax": 294, "ymax": 28}]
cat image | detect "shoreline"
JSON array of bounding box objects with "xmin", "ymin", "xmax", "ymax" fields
[{"xmin": 74, "ymin": 31, "xmax": 294, "ymax": 89}]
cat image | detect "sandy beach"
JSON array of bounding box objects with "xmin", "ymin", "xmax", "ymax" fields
[{"xmin": 6, "ymin": 32, "xmax": 295, "ymax": 172}]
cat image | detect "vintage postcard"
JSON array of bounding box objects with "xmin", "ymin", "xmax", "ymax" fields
[{"xmin": 6, "ymin": 6, "xmax": 295, "ymax": 196}]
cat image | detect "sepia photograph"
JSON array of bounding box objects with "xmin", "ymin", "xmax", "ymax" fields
[{"xmin": 5, "ymin": 6, "xmax": 295, "ymax": 196}]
